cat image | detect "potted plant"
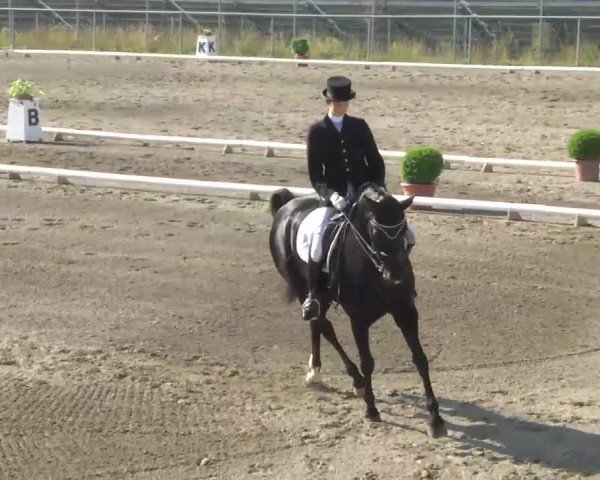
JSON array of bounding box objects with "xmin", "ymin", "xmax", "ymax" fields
[
  {"xmin": 567, "ymin": 129, "xmax": 600, "ymax": 182},
  {"xmin": 6, "ymin": 78, "xmax": 44, "ymax": 142},
  {"xmin": 400, "ymin": 146, "xmax": 444, "ymax": 199},
  {"xmin": 291, "ymin": 38, "xmax": 310, "ymax": 62},
  {"xmin": 7, "ymin": 78, "xmax": 39, "ymax": 101}
]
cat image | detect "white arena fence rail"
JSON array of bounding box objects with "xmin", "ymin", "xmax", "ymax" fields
[
  {"xmin": 1, "ymin": 163, "xmax": 598, "ymax": 227},
  {"xmin": 6, "ymin": 48, "xmax": 600, "ymax": 74},
  {"xmin": 0, "ymin": 125, "xmax": 575, "ymax": 172}
]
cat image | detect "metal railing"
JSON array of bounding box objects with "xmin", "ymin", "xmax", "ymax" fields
[{"xmin": 2, "ymin": 7, "xmax": 600, "ymax": 65}]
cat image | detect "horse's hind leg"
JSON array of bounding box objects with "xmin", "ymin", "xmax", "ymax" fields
[
  {"xmin": 306, "ymin": 319, "xmax": 323, "ymax": 386},
  {"xmin": 393, "ymin": 304, "xmax": 447, "ymax": 438},
  {"xmin": 318, "ymin": 318, "xmax": 365, "ymax": 396}
]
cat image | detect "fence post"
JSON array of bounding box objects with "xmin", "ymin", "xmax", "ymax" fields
[
  {"xmin": 103, "ymin": 13, "xmax": 106, "ymax": 30},
  {"xmin": 270, "ymin": 17, "xmax": 275, "ymax": 57},
  {"xmin": 575, "ymin": 18, "xmax": 581, "ymax": 66},
  {"xmin": 8, "ymin": 0, "xmax": 14, "ymax": 49},
  {"xmin": 366, "ymin": 18, "xmax": 371, "ymax": 60},
  {"xmin": 538, "ymin": 0, "xmax": 543, "ymax": 64},
  {"xmin": 463, "ymin": 16, "xmax": 468, "ymax": 57},
  {"xmin": 293, "ymin": 0, "xmax": 297, "ymax": 38},
  {"xmin": 312, "ymin": 18, "xmax": 315, "ymax": 38},
  {"xmin": 371, "ymin": 0, "xmax": 376, "ymax": 56},
  {"xmin": 387, "ymin": 17, "xmax": 391, "ymax": 50},
  {"xmin": 35, "ymin": 11, "xmax": 39, "ymax": 31},
  {"xmin": 218, "ymin": 0, "xmax": 222, "ymax": 52},
  {"xmin": 145, "ymin": 0, "xmax": 149, "ymax": 52},
  {"xmin": 467, "ymin": 16, "xmax": 472, "ymax": 63},
  {"xmin": 93, "ymin": 12, "xmax": 96, "ymax": 50},
  {"xmin": 11, "ymin": 9, "xmax": 15, "ymax": 49},
  {"xmin": 371, "ymin": 15, "xmax": 376, "ymax": 57},
  {"xmin": 179, "ymin": 12, "xmax": 183, "ymax": 54},
  {"xmin": 452, "ymin": 0, "xmax": 457, "ymax": 62},
  {"xmin": 538, "ymin": 21, "xmax": 543, "ymax": 64},
  {"xmin": 75, "ymin": 0, "xmax": 80, "ymax": 43}
]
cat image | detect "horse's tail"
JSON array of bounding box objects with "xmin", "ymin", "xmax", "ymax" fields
[{"xmin": 269, "ymin": 188, "xmax": 295, "ymax": 217}]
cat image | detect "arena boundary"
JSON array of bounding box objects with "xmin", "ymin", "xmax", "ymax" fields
[
  {"xmin": 0, "ymin": 125, "xmax": 575, "ymax": 173},
  {"xmin": 7, "ymin": 48, "xmax": 600, "ymax": 75},
  {"xmin": 1, "ymin": 163, "xmax": 598, "ymax": 227}
]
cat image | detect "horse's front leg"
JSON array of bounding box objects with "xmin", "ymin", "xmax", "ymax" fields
[
  {"xmin": 392, "ymin": 303, "xmax": 447, "ymax": 438},
  {"xmin": 350, "ymin": 318, "xmax": 380, "ymax": 421}
]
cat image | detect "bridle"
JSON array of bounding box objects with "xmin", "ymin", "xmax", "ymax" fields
[
  {"xmin": 338, "ymin": 208, "xmax": 409, "ymax": 274},
  {"xmin": 370, "ymin": 217, "xmax": 406, "ymax": 241}
]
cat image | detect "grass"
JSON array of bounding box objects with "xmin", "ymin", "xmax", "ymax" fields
[{"xmin": 1, "ymin": 25, "xmax": 599, "ymax": 66}]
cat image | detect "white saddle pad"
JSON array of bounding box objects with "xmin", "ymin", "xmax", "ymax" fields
[{"xmin": 296, "ymin": 207, "xmax": 333, "ymax": 266}]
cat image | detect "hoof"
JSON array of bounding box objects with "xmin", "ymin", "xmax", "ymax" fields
[
  {"xmin": 305, "ymin": 369, "xmax": 323, "ymax": 386},
  {"xmin": 365, "ymin": 409, "xmax": 382, "ymax": 422},
  {"xmin": 427, "ymin": 419, "xmax": 448, "ymax": 439},
  {"xmin": 353, "ymin": 387, "xmax": 365, "ymax": 398}
]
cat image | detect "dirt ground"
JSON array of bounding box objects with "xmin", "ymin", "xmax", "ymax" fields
[{"xmin": 0, "ymin": 55, "xmax": 599, "ymax": 479}]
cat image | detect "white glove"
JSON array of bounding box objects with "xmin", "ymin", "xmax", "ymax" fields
[{"xmin": 330, "ymin": 192, "xmax": 348, "ymax": 211}]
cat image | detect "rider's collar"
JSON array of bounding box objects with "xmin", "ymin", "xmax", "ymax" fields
[{"xmin": 327, "ymin": 112, "xmax": 345, "ymax": 124}]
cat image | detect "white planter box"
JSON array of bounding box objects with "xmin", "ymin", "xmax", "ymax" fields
[
  {"xmin": 6, "ymin": 98, "xmax": 43, "ymax": 142},
  {"xmin": 196, "ymin": 35, "xmax": 218, "ymax": 57}
]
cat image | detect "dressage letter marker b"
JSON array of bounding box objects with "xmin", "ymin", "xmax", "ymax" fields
[
  {"xmin": 5, "ymin": 98, "xmax": 43, "ymax": 142},
  {"xmin": 28, "ymin": 108, "xmax": 40, "ymax": 127}
]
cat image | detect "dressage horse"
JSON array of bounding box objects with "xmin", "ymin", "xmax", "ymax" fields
[{"xmin": 268, "ymin": 182, "xmax": 446, "ymax": 438}]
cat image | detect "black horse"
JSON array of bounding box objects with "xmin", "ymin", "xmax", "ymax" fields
[{"xmin": 268, "ymin": 182, "xmax": 446, "ymax": 438}]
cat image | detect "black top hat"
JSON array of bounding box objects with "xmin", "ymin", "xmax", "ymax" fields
[{"xmin": 322, "ymin": 76, "xmax": 356, "ymax": 101}]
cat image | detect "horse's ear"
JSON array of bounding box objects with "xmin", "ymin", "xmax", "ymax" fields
[{"xmin": 398, "ymin": 195, "xmax": 414, "ymax": 210}]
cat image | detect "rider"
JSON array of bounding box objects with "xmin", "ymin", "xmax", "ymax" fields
[{"xmin": 302, "ymin": 75, "xmax": 416, "ymax": 321}]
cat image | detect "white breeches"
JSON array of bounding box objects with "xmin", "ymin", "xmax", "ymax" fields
[{"xmin": 308, "ymin": 207, "xmax": 336, "ymax": 262}]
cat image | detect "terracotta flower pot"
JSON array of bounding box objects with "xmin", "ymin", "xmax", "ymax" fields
[
  {"xmin": 574, "ymin": 159, "xmax": 599, "ymax": 182},
  {"xmin": 400, "ymin": 182, "xmax": 437, "ymax": 210},
  {"xmin": 294, "ymin": 52, "xmax": 309, "ymax": 67}
]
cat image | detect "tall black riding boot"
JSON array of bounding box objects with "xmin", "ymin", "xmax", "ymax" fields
[{"xmin": 301, "ymin": 256, "xmax": 326, "ymax": 321}]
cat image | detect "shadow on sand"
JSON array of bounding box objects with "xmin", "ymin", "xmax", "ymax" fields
[{"xmin": 391, "ymin": 392, "xmax": 600, "ymax": 476}]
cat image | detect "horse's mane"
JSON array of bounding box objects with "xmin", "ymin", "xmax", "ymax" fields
[
  {"xmin": 357, "ymin": 182, "xmax": 399, "ymax": 211},
  {"xmin": 358, "ymin": 182, "xmax": 385, "ymax": 200}
]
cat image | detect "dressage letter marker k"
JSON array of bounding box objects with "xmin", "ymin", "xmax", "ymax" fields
[{"xmin": 198, "ymin": 39, "xmax": 215, "ymax": 54}]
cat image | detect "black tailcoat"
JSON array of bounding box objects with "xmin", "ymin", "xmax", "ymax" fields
[{"xmin": 306, "ymin": 114, "xmax": 385, "ymax": 204}]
